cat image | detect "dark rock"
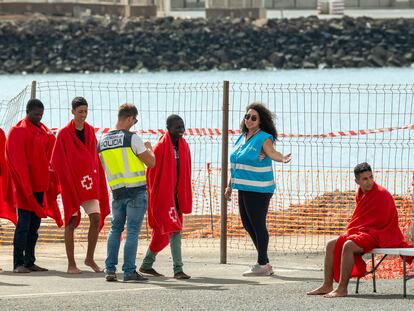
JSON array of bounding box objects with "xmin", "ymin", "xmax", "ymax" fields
[
  {"xmin": 218, "ymin": 62, "xmax": 233, "ymax": 70},
  {"xmin": 303, "ymin": 61, "xmax": 317, "ymax": 69},
  {"xmin": 404, "ymin": 53, "xmax": 413, "ymax": 61},
  {"xmin": 387, "ymin": 55, "xmax": 405, "ymax": 67},
  {"xmin": 268, "ymin": 52, "xmax": 285, "ymax": 67},
  {"xmin": 371, "ymin": 46, "xmax": 389, "ymax": 59},
  {"xmin": 368, "ymin": 54, "xmax": 385, "ymax": 67},
  {"xmin": 0, "ymin": 15, "xmax": 413, "ymax": 73}
]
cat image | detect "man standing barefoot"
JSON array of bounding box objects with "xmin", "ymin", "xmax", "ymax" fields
[{"xmin": 52, "ymin": 97, "xmax": 110, "ymax": 274}]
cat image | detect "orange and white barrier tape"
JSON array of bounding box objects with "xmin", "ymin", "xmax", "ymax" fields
[{"xmin": 50, "ymin": 122, "xmax": 414, "ymax": 138}]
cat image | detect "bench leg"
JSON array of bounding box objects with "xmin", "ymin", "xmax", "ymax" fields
[
  {"xmin": 372, "ymin": 253, "xmax": 377, "ymax": 293},
  {"xmin": 357, "ymin": 253, "xmax": 387, "ymax": 294},
  {"xmin": 403, "ymin": 256, "xmax": 407, "ymax": 298}
]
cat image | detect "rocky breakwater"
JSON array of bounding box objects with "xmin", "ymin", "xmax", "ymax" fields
[{"xmin": 0, "ymin": 15, "xmax": 413, "ymax": 73}]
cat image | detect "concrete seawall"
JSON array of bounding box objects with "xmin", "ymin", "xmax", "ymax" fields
[{"xmin": 0, "ymin": 2, "xmax": 157, "ymax": 18}]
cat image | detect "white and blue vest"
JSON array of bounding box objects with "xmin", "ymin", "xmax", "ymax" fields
[{"xmin": 230, "ymin": 130, "xmax": 275, "ymax": 194}]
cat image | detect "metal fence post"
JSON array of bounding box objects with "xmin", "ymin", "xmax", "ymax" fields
[
  {"xmin": 220, "ymin": 80, "xmax": 229, "ymax": 264},
  {"xmin": 31, "ymin": 81, "xmax": 36, "ymax": 99}
]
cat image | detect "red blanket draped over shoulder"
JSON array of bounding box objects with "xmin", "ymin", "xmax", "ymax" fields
[
  {"xmin": 51, "ymin": 120, "xmax": 109, "ymax": 229},
  {"xmin": 333, "ymin": 183, "xmax": 412, "ymax": 282},
  {"xmin": 5, "ymin": 118, "xmax": 62, "ymax": 226},
  {"xmin": 147, "ymin": 132, "xmax": 192, "ymax": 235},
  {"xmin": 0, "ymin": 128, "xmax": 16, "ymax": 224}
]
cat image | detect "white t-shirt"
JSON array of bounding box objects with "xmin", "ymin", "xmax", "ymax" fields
[{"xmin": 131, "ymin": 134, "xmax": 146, "ymax": 156}]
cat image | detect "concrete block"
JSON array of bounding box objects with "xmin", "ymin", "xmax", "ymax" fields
[
  {"xmin": 380, "ymin": 0, "xmax": 392, "ymax": 6},
  {"xmin": 359, "ymin": 0, "xmax": 390, "ymax": 8},
  {"xmin": 296, "ymin": 0, "xmax": 317, "ymax": 9},
  {"xmin": 269, "ymin": 0, "xmax": 296, "ymax": 9},
  {"xmin": 207, "ymin": 0, "xmax": 264, "ymax": 8},
  {"xmin": 227, "ymin": 0, "xmax": 250, "ymax": 8},
  {"xmin": 171, "ymin": 0, "xmax": 186, "ymax": 8},
  {"xmin": 129, "ymin": 5, "xmax": 157, "ymax": 17},
  {"xmin": 0, "ymin": 2, "xmax": 157, "ymax": 17},
  {"xmin": 206, "ymin": 7, "xmax": 266, "ymax": 18},
  {"xmin": 183, "ymin": 0, "xmax": 205, "ymax": 8},
  {"xmin": 345, "ymin": 0, "xmax": 359, "ymax": 7},
  {"xmin": 207, "ymin": 0, "xmax": 225, "ymax": 8},
  {"xmin": 393, "ymin": 0, "xmax": 410, "ymax": 8},
  {"xmin": 73, "ymin": 6, "xmax": 91, "ymax": 18}
]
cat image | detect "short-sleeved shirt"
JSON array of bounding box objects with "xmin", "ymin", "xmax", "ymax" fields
[{"xmin": 131, "ymin": 134, "xmax": 146, "ymax": 156}]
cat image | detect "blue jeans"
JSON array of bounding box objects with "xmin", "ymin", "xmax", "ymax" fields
[{"xmin": 105, "ymin": 189, "xmax": 147, "ymax": 276}]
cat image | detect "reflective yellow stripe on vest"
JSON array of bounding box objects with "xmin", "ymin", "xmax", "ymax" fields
[{"xmin": 100, "ymin": 147, "xmax": 146, "ymax": 190}]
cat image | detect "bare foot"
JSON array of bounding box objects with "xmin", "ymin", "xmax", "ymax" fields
[
  {"xmin": 67, "ymin": 266, "xmax": 82, "ymax": 274},
  {"xmin": 84, "ymin": 259, "xmax": 103, "ymax": 273},
  {"xmin": 324, "ymin": 289, "xmax": 348, "ymax": 298},
  {"xmin": 307, "ymin": 285, "xmax": 333, "ymax": 295}
]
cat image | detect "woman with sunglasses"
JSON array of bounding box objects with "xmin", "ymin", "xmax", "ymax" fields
[{"xmin": 225, "ymin": 103, "xmax": 291, "ymax": 276}]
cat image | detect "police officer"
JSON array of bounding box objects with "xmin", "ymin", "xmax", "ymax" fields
[{"xmin": 98, "ymin": 103, "xmax": 155, "ymax": 282}]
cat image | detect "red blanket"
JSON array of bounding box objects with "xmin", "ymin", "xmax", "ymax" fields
[
  {"xmin": 333, "ymin": 183, "xmax": 412, "ymax": 282},
  {"xmin": 5, "ymin": 118, "xmax": 62, "ymax": 226},
  {"xmin": 147, "ymin": 132, "xmax": 192, "ymax": 235},
  {"xmin": 0, "ymin": 128, "xmax": 16, "ymax": 224},
  {"xmin": 51, "ymin": 120, "xmax": 109, "ymax": 229}
]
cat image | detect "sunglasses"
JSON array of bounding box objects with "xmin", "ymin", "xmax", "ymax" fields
[{"xmin": 244, "ymin": 114, "xmax": 258, "ymax": 122}]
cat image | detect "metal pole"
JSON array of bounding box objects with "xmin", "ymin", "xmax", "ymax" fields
[
  {"xmin": 31, "ymin": 81, "xmax": 36, "ymax": 99},
  {"xmin": 207, "ymin": 162, "xmax": 215, "ymax": 234},
  {"xmin": 220, "ymin": 80, "xmax": 229, "ymax": 264}
]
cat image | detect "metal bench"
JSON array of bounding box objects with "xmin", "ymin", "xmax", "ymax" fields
[{"xmin": 356, "ymin": 248, "xmax": 414, "ymax": 298}]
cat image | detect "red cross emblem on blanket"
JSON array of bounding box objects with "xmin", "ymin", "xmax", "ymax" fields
[
  {"xmin": 81, "ymin": 175, "xmax": 93, "ymax": 190},
  {"xmin": 168, "ymin": 207, "xmax": 178, "ymax": 223}
]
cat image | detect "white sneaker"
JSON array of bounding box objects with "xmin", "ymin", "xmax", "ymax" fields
[{"xmin": 242, "ymin": 264, "xmax": 274, "ymax": 276}]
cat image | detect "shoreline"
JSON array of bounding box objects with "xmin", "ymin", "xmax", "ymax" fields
[{"xmin": 0, "ymin": 14, "xmax": 413, "ymax": 74}]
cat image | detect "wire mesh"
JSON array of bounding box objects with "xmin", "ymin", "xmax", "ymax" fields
[{"xmin": 0, "ymin": 81, "xmax": 413, "ymax": 258}]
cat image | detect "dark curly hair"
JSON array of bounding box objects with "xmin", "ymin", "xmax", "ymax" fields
[{"xmin": 241, "ymin": 102, "xmax": 278, "ymax": 141}]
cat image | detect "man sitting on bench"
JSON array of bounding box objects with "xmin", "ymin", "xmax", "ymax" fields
[{"xmin": 307, "ymin": 162, "xmax": 412, "ymax": 298}]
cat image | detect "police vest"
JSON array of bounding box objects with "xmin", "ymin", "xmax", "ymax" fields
[{"xmin": 98, "ymin": 130, "xmax": 146, "ymax": 191}]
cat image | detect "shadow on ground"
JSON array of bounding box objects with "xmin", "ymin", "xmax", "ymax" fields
[{"xmin": 0, "ymin": 270, "xmax": 105, "ymax": 279}]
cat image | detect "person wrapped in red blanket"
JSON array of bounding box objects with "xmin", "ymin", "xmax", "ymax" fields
[
  {"xmin": 6, "ymin": 99, "xmax": 62, "ymax": 273},
  {"xmin": 0, "ymin": 127, "xmax": 15, "ymax": 272},
  {"xmin": 139, "ymin": 115, "xmax": 193, "ymax": 279},
  {"xmin": 0, "ymin": 127, "xmax": 15, "ymax": 225},
  {"xmin": 51, "ymin": 97, "xmax": 109, "ymax": 274},
  {"xmin": 307, "ymin": 162, "xmax": 412, "ymax": 298}
]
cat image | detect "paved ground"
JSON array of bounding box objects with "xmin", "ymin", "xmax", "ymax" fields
[{"xmin": 0, "ymin": 240, "xmax": 413, "ymax": 310}]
